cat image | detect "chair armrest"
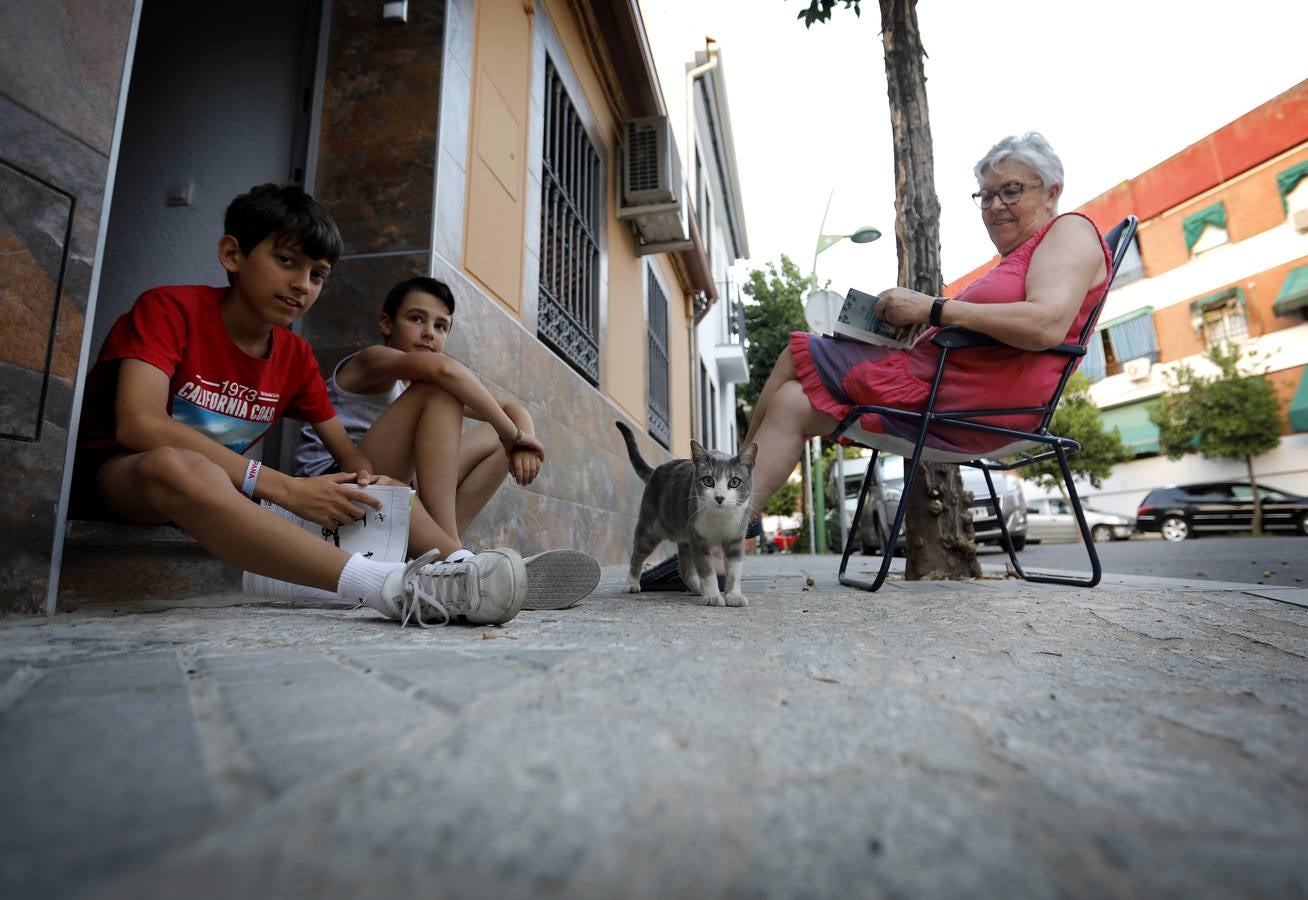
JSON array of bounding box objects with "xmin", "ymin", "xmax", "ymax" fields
[
  {"xmin": 929, "ymin": 326, "xmax": 1086, "ymax": 357},
  {"xmin": 929, "ymin": 326, "xmax": 1005, "ymax": 349}
]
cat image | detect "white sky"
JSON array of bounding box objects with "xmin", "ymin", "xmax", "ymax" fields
[{"xmin": 640, "ymin": 0, "xmax": 1308, "ymax": 296}]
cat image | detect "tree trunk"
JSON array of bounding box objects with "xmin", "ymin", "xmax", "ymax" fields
[
  {"xmin": 878, "ymin": 0, "xmax": 980, "ymax": 580},
  {"xmin": 1245, "ymin": 454, "xmax": 1264, "ymax": 536}
]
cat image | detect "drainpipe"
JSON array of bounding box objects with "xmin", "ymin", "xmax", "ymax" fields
[{"xmin": 685, "ymin": 38, "xmax": 718, "ymax": 447}]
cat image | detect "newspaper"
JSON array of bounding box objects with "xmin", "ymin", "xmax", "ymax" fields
[
  {"xmin": 242, "ymin": 484, "xmax": 414, "ymax": 600},
  {"xmin": 832, "ymin": 288, "xmax": 924, "ymax": 349}
]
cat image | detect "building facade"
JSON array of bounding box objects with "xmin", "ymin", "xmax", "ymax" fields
[
  {"xmin": 0, "ymin": 0, "xmax": 750, "ymax": 613},
  {"xmin": 945, "ymin": 81, "xmax": 1308, "ymax": 516}
]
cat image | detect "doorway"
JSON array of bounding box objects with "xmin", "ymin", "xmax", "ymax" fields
[{"xmin": 90, "ymin": 0, "xmax": 323, "ymax": 468}]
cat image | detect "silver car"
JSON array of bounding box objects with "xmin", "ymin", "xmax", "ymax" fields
[
  {"xmin": 1025, "ymin": 497, "xmax": 1134, "ymax": 544},
  {"xmin": 834, "ymin": 455, "xmax": 1027, "ymax": 554}
]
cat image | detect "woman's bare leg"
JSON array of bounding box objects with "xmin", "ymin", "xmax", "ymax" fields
[
  {"xmin": 97, "ymin": 448, "xmax": 352, "ymax": 590},
  {"xmin": 742, "ymin": 346, "xmax": 799, "ymax": 447},
  {"xmin": 749, "ymin": 380, "xmax": 838, "ymax": 515}
]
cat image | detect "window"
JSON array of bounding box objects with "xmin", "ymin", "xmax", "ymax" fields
[
  {"xmin": 1277, "ymin": 160, "xmax": 1308, "ymax": 216},
  {"xmin": 1083, "ymin": 308, "xmax": 1158, "ymax": 381},
  {"xmin": 1200, "ymin": 298, "xmax": 1248, "ymax": 346},
  {"xmin": 1273, "ymin": 265, "xmax": 1308, "ymax": 318},
  {"xmin": 1189, "ymin": 287, "xmax": 1248, "ymax": 347},
  {"xmin": 1110, "ymin": 235, "xmax": 1144, "ymax": 288},
  {"xmin": 709, "ymin": 380, "xmax": 718, "ymax": 449},
  {"xmin": 538, "ymin": 58, "xmax": 603, "ymax": 384},
  {"xmin": 645, "ymin": 266, "xmax": 670, "ymax": 448},
  {"xmin": 1182, "ymin": 202, "xmax": 1229, "ymax": 256},
  {"xmin": 700, "ymin": 361, "xmax": 711, "ymax": 447}
]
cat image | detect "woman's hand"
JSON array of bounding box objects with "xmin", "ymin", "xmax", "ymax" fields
[
  {"xmin": 283, "ymin": 472, "xmax": 382, "ymax": 530},
  {"xmin": 874, "ymin": 288, "xmax": 935, "ymax": 327}
]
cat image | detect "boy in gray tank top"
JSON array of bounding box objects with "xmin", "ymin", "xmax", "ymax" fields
[{"xmin": 294, "ymin": 277, "xmax": 599, "ymax": 610}]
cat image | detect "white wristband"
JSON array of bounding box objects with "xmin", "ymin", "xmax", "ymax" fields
[{"xmin": 241, "ymin": 459, "xmax": 262, "ymax": 498}]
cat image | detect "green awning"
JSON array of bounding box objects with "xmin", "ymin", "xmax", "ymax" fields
[
  {"xmin": 1290, "ymin": 368, "xmax": 1308, "ymax": 433},
  {"xmin": 1101, "ymin": 399, "xmax": 1161, "ymax": 456},
  {"xmin": 1278, "ymin": 161, "xmax": 1308, "ymax": 213},
  {"xmin": 1273, "ymin": 265, "xmax": 1308, "ymax": 317},
  {"xmin": 1096, "ymin": 306, "xmax": 1153, "ymax": 332},
  {"xmin": 1182, "ymin": 202, "xmax": 1227, "ymax": 251},
  {"xmin": 1190, "ymin": 286, "xmax": 1243, "ymax": 312}
]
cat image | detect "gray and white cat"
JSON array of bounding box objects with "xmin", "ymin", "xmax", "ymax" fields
[{"xmin": 615, "ymin": 421, "xmax": 758, "ymax": 607}]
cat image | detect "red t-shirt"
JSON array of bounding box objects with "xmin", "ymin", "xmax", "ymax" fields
[{"xmin": 79, "ymin": 285, "xmax": 335, "ymax": 453}]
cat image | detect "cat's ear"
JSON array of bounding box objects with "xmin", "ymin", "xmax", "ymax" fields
[
  {"xmin": 689, "ymin": 440, "xmax": 708, "ymax": 462},
  {"xmin": 737, "ymin": 442, "xmax": 759, "ymax": 467}
]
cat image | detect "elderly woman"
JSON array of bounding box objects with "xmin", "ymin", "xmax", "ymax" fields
[{"xmin": 739, "ymin": 131, "xmax": 1112, "ymax": 515}]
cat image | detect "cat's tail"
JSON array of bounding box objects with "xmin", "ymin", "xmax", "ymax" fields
[{"xmin": 614, "ymin": 420, "xmax": 654, "ymax": 482}]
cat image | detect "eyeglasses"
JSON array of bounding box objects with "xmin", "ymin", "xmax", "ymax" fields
[{"xmin": 972, "ymin": 180, "xmax": 1042, "ymax": 209}]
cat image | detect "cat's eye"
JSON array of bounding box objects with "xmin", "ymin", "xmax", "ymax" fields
[
  {"xmin": 700, "ymin": 476, "xmax": 714, "ymax": 488},
  {"xmin": 728, "ymin": 477, "xmax": 742, "ymax": 488}
]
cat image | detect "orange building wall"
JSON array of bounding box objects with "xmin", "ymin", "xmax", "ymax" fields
[
  {"xmin": 464, "ymin": 0, "xmax": 534, "ymax": 312},
  {"xmin": 1140, "ymin": 144, "xmax": 1308, "ymax": 277}
]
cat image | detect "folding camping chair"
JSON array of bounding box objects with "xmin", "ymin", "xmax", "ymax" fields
[{"xmin": 833, "ymin": 215, "xmax": 1139, "ymax": 592}]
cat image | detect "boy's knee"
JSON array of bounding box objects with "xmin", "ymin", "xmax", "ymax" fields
[{"xmin": 137, "ymin": 447, "xmax": 228, "ymax": 498}]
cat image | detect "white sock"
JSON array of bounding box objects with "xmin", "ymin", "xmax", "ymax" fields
[
  {"xmin": 446, "ymin": 548, "xmax": 474, "ymax": 563},
  {"xmin": 337, "ymin": 554, "xmax": 405, "ymax": 615}
]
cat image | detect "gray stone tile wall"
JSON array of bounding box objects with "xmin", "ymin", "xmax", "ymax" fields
[{"xmin": 0, "ymin": 1, "xmax": 135, "ymax": 613}]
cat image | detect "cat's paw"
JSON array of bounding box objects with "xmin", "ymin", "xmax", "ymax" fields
[
  {"xmin": 683, "ymin": 574, "xmax": 703, "ymax": 595},
  {"xmin": 624, "ymin": 577, "xmax": 642, "ymax": 594},
  {"xmin": 702, "ymin": 592, "xmax": 726, "ymax": 607},
  {"xmin": 724, "ymin": 591, "xmax": 749, "ymax": 607}
]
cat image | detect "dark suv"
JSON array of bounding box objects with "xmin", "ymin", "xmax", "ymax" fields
[{"xmin": 1135, "ymin": 482, "xmax": 1308, "ymax": 541}]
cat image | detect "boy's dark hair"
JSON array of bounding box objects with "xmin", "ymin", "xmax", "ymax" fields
[
  {"xmin": 382, "ymin": 277, "xmax": 456, "ymax": 320},
  {"xmin": 224, "ymin": 184, "xmax": 344, "ymax": 264}
]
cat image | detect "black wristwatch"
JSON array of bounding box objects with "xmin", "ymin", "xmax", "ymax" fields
[{"xmin": 930, "ymin": 296, "xmax": 948, "ymax": 327}]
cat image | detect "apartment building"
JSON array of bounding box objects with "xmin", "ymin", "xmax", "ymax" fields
[
  {"xmin": 945, "ymin": 81, "xmax": 1308, "ymax": 515},
  {"xmin": 0, "ymin": 0, "xmax": 750, "ymax": 612}
]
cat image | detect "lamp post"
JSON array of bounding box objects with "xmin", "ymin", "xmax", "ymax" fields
[{"xmin": 809, "ymin": 192, "xmax": 881, "ymax": 554}]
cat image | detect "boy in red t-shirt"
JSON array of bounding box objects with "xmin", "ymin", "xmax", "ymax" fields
[{"xmin": 72, "ymin": 184, "xmax": 525, "ymax": 626}]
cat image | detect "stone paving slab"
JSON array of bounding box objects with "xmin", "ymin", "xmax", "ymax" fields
[{"xmin": 0, "ymin": 556, "xmax": 1304, "ymax": 899}]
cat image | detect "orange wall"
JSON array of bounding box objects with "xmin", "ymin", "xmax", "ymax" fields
[
  {"xmin": 1140, "ymin": 145, "xmax": 1308, "ymax": 277},
  {"xmin": 466, "ymin": 0, "xmax": 694, "ymax": 451},
  {"xmin": 465, "ymin": 0, "xmax": 533, "ymax": 311}
]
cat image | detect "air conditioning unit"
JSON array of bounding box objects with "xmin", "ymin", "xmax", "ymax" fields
[
  {"xmin": 617, "ymin": 116, "xmax": 691, "ymax": 253},
  {"xmin": 1293, "ymin": 207, "xmax": 1308, "ymax": 233},
  {"xmin": 1123, "ymin": 357, "xmax": 1152, "ymax": 382}
]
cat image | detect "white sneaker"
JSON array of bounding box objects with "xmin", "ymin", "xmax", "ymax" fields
[
  {"xmin": 385, "ymin": 548, "xmax": 527, "ymax": 627},
  {"xmin": 522, "ymin": 550, "xmax": 601, "ymax": 610}
]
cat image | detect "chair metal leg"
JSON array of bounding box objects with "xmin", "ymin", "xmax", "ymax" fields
[
  {"xmin": 839, "ymin": 445, "xmax": 922, "ymax": 593},
  {"xmin": 980, "ymin": 467, "xmax": 1030, "ymax": 579},
  {"xmin": 1019, "ymin": 444, "xmax": 1102, "ymax": 588},
  {"xmin": 838, "ymin": 451, "xmax": 877, "ymax": 582}
]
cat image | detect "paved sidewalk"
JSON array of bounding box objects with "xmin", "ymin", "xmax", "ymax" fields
[{"xmin": 1, "ymin": 555, "xmax": 1305, "ymax": 900}]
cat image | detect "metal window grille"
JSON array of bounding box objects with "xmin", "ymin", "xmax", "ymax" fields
[
  {"xmin": 1202, "ymin": 301, "xmax": 1248, "ymax": 346},
  {"xmin": 538, "ymin": 59, "xmax": 602, "ymax": 384},
  {"xmin": 646, "ymin": 267, "xmax": 671, "ymax": 447}
]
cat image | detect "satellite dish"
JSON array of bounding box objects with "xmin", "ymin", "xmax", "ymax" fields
[{"xmin": 804, "ymin": 289, "xmax": 844, "ymax": 335}]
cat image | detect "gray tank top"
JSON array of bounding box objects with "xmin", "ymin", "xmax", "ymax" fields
[{"xmin": 294, "ymin": 352, "xmax": 404, "ymax": 476}]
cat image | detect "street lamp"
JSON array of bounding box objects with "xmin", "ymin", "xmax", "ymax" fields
[{"xmin": 807, "ymin": 196, "xmax": 881, "ymax": 555}]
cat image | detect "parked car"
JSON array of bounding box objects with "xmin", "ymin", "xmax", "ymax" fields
[
  {"xmin": 1135, "ymin": 482, "xmax": 1308, "ymax": 541},
  {"xmin": 830, "ymin": 455, "xmax": 1027, "ymax": 554},
  {"xmin": 1025, "ymin": 497, "xmax": 1134, "ymax": 544}
]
